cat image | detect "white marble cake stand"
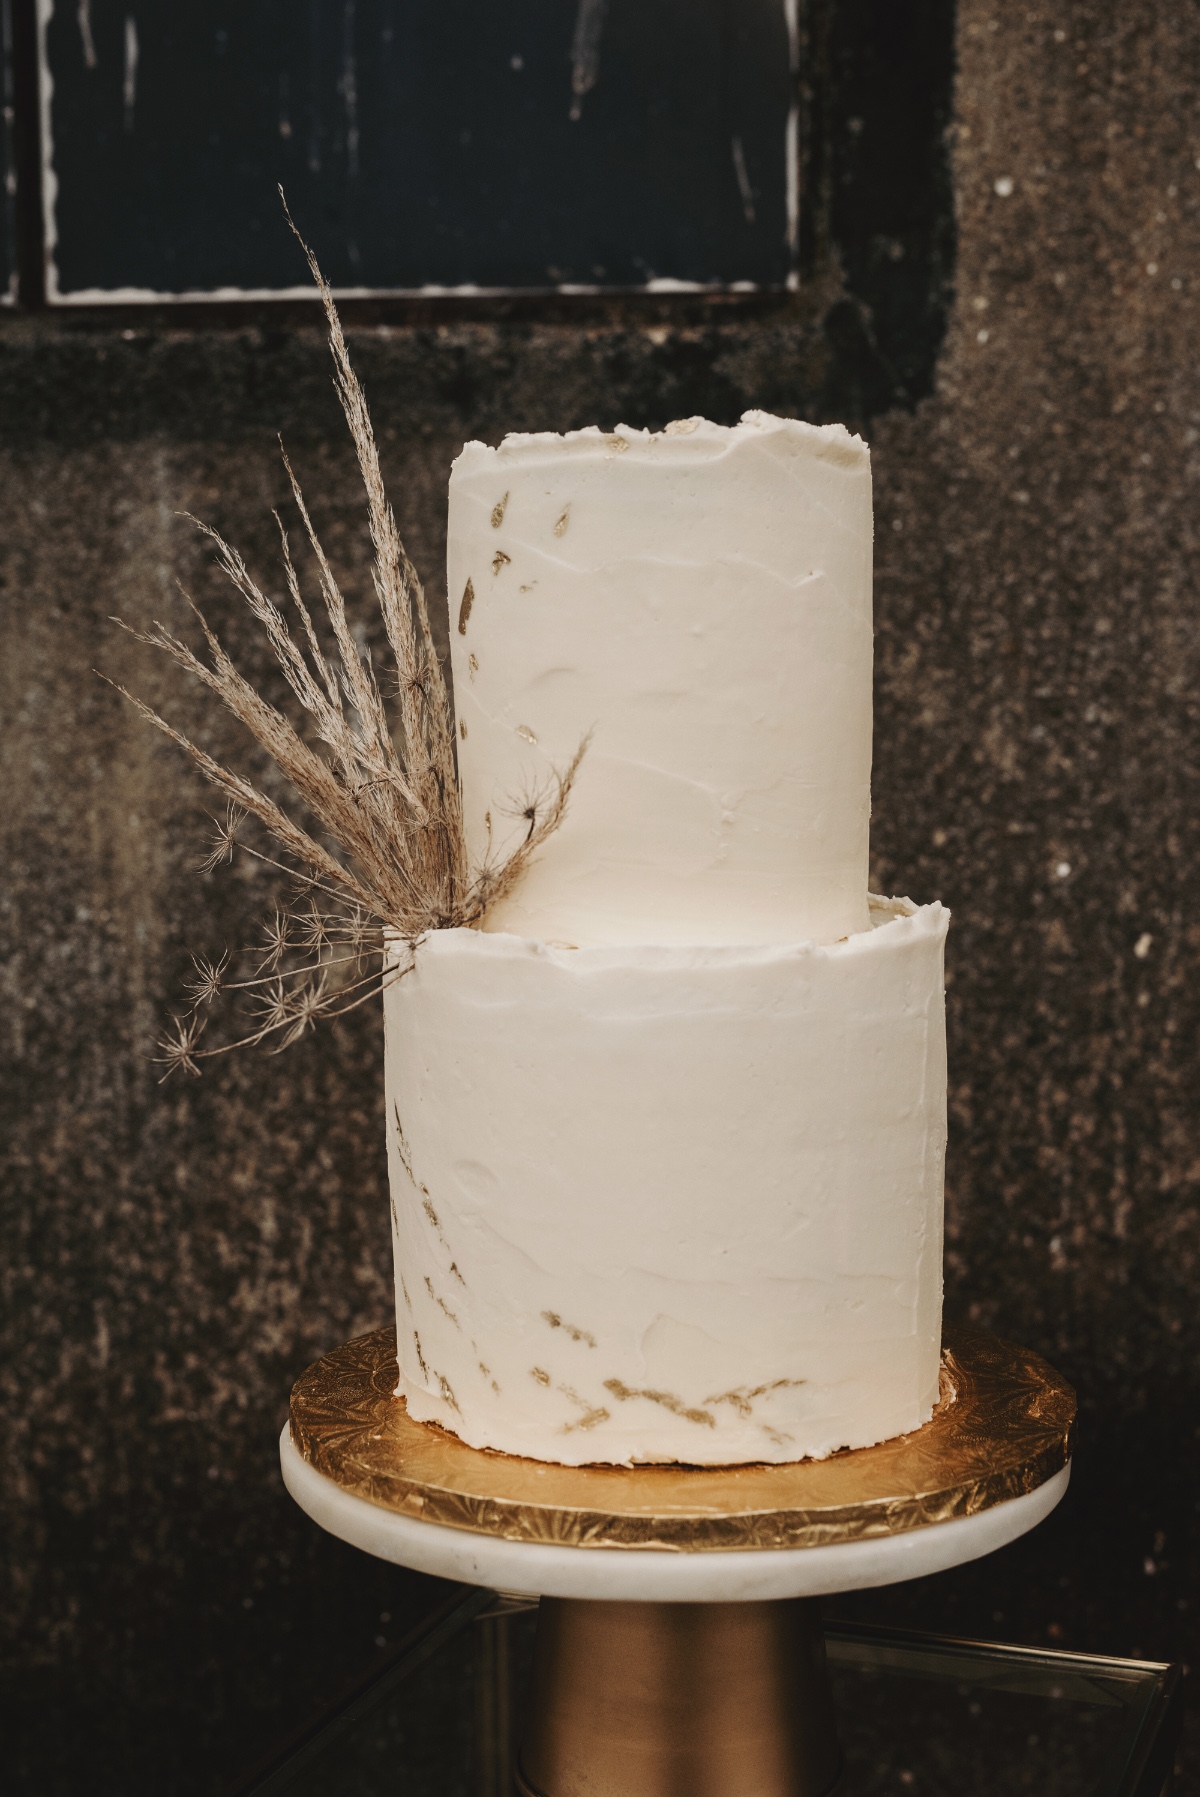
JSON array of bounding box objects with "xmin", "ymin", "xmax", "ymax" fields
[
  {"xmin": 281, "ymin": 1324, "xmax": 1075, "ymax": 1797},
  {"xmin": 281, "ymin": 1428, "xmax": 1068, "ymax": 1602}
]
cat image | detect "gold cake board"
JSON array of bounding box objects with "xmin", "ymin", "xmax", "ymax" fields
[{"xmin": 283, "ymin": 1324, "xmax": 1075, "ymax": 1797}]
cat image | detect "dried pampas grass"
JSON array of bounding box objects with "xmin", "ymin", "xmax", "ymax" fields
[{"xmin": 109, "ymin": 201, "xmax": 585, "ymax": 1078}]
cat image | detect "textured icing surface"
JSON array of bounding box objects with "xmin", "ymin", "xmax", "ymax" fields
[
  {"xmin": 385, "ymin": 897, "xmax": 948, "ymax": 1467},
  {"xmin": 448, "ymin": 412, "xmax": 874, "ymax": 946}
]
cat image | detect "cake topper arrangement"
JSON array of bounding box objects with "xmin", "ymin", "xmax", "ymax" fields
[{"xmin": 111, "ymin": 210, "xmax": 585, "ymax": 1078}]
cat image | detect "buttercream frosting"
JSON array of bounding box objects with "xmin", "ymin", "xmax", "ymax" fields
[
  {"xmin": 385, "ymin": 897, "xmax": 947, "ymax": 1466},
  {"xmin": 448, "ymin": 412, "xmax": 874, "ymax": 947}
]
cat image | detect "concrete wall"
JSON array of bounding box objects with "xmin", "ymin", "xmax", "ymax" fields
[{"xmin": 3, "ymin": 3, "xmax": 1199, "ymax": 1788}]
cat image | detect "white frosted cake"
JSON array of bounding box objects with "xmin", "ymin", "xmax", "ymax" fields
[{"xmin": 384, "ymin": 412, "xmax": 948, "ymax": 1467}]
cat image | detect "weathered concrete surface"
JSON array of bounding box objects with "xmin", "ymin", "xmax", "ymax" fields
[
  {"xmin": 3, "ymin": 2, "xmax": 1200, "ymax": 1788},
  {"xmin": 873, "ymin": 3, "xmax": 1200, "ymax": 1381}
]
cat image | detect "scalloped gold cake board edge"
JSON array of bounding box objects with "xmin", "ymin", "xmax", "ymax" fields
[{"xmin": 288, "ymin": 1322, "xmax": 1076, "ymax": 1553}]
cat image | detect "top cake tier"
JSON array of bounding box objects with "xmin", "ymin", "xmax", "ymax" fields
[{"xmin": 448, "ymin": 411, "xmax": 874, "ymax": 947}]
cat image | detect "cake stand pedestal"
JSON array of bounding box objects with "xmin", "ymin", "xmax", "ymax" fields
[{"xmin": 281, "ymin": 1323, "xmax": 1075, "ymax": 1797}]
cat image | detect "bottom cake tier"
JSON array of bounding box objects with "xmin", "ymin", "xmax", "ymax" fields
[{"xmin": 383, "ymin": 895, "xmax": 949, "ymax": 1467}]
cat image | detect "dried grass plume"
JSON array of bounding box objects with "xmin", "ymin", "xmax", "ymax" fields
[{"xmin": 108, "ymin": 197, "xmax": 585, "ymax": 1077}]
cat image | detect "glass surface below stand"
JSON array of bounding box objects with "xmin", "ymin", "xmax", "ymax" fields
[
  {"xmin": 230, "ymin": 1593, "xmax": 1181, "ymax": 1797},
  {"xmin": 824, "ymin": 1624, "xmax": 1179, "ymax": 1797}
]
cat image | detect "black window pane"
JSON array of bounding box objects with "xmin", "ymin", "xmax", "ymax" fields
[
  {"xmin": 42, "ymin": 0, "xmax": 795, "ymax": 300},
  {"xmin": 1, "ymin": 0, "xmax": 15, "ymax": 303}
]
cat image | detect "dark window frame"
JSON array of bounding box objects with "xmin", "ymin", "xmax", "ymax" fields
[{"xmin": 2, "ymin": 0, "xmax": 956, "ymax": 422}]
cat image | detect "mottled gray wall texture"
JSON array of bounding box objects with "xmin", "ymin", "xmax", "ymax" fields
[{"xmin": 4, "ymin": 3, "xmax": 1200, "ymax": 1792}]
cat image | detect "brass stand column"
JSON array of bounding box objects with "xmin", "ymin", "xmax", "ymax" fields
[{"xmin": 516, "ymin": 1597, "xmax": 839, "ymax": 1797}]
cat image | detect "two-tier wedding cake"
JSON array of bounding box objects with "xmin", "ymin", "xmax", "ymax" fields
[{"xmin": 383, "ymin": 411, "xmax": 948, "ymax": 1467}]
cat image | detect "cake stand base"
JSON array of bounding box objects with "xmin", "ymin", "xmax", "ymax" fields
[
  {"xmin": 514, "ymin": 1596, "xmax": 838, "ymax": 1797},
  {"xmin": 281, "ymin": 1326, "xmax": 1075, "ymax": 1797}
]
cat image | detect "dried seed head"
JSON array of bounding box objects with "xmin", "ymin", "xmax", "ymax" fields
[
  {"xmin": 184, "ymin": 951, "xmax": 229, "ymax": 1008},
  {"xmin": 296, "ymin": 899, "xmax": 330, "ymax": 953},
  {"xmin": 156, "ymin": 1014, "xmax": 205, "ymax": 1081},
  {"xmin": 198, "ymin": 803, "xmax": 246, "ymax": 873},
  {"xmin": 259, "ymin": 911, "xmax": 291, "ymax": 971}
]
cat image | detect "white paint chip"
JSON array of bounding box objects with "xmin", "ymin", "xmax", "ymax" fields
[
  {"xmin": 731, "ymin": 136, "xmax": 756, "ymax": 226},
  {"xmin": 78, "ymin": 1, "xmax": 98, "ymax": 70},
  {"xmin": 123, "ymin": 15, "xmax": 138, "ymax": 133},
  {"xmin": 569, "ymin": 0, "xmax": 607, "ymax": 120}
]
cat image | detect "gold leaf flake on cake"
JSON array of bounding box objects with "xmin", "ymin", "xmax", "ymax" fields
[
  {"xmin": 553, "ymin": 505, "xmax": 571, "ymax": 536},
  {"xmin": 392, "ymin": 1103, "xmax": 415, "ymax": 1182},
  {"xmin": 492, "ymin": 550, "xmax": 511, "ymax": 574},
  {"xmin": 705, "ymin": 1378, "xmax": 807, "ymax": 1420},
  {"xmin": 559, "ymin": 1385, "xmax": 609, "ymax": 1432},
  {"xmin": 542, "ymin": 1310, "xmax": 597, "ymax": 1348},
  {"xmin": 419, "ymin": 1194, "xmax": 461, "ymax": 1275},
  {"xmin": 603, "ymin": 1379, "xmax": 715, "ymax": 1428},
  {"xmin": 424, "ymin": 1275, "xmax": 461, "ymax": 1330},
  {"xmin": 491, "ymin": 492, "xmax": 509, "ymax": 528},
  {"xmin": 457, "ymin": 577, "xmax": 475, "ymax": 633},
  {"xmin": 437, "ymin": 1374, "xmax": 461, "ymax": 1413},
  {"xmin": 530, "ymin": 1367, "xmax": 551, "ymax": 1387}
]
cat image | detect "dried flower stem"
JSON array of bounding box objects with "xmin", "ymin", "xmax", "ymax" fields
[{"xmin": 108, "ymin": 202, "xmax": 585, "ymax": 1076}]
